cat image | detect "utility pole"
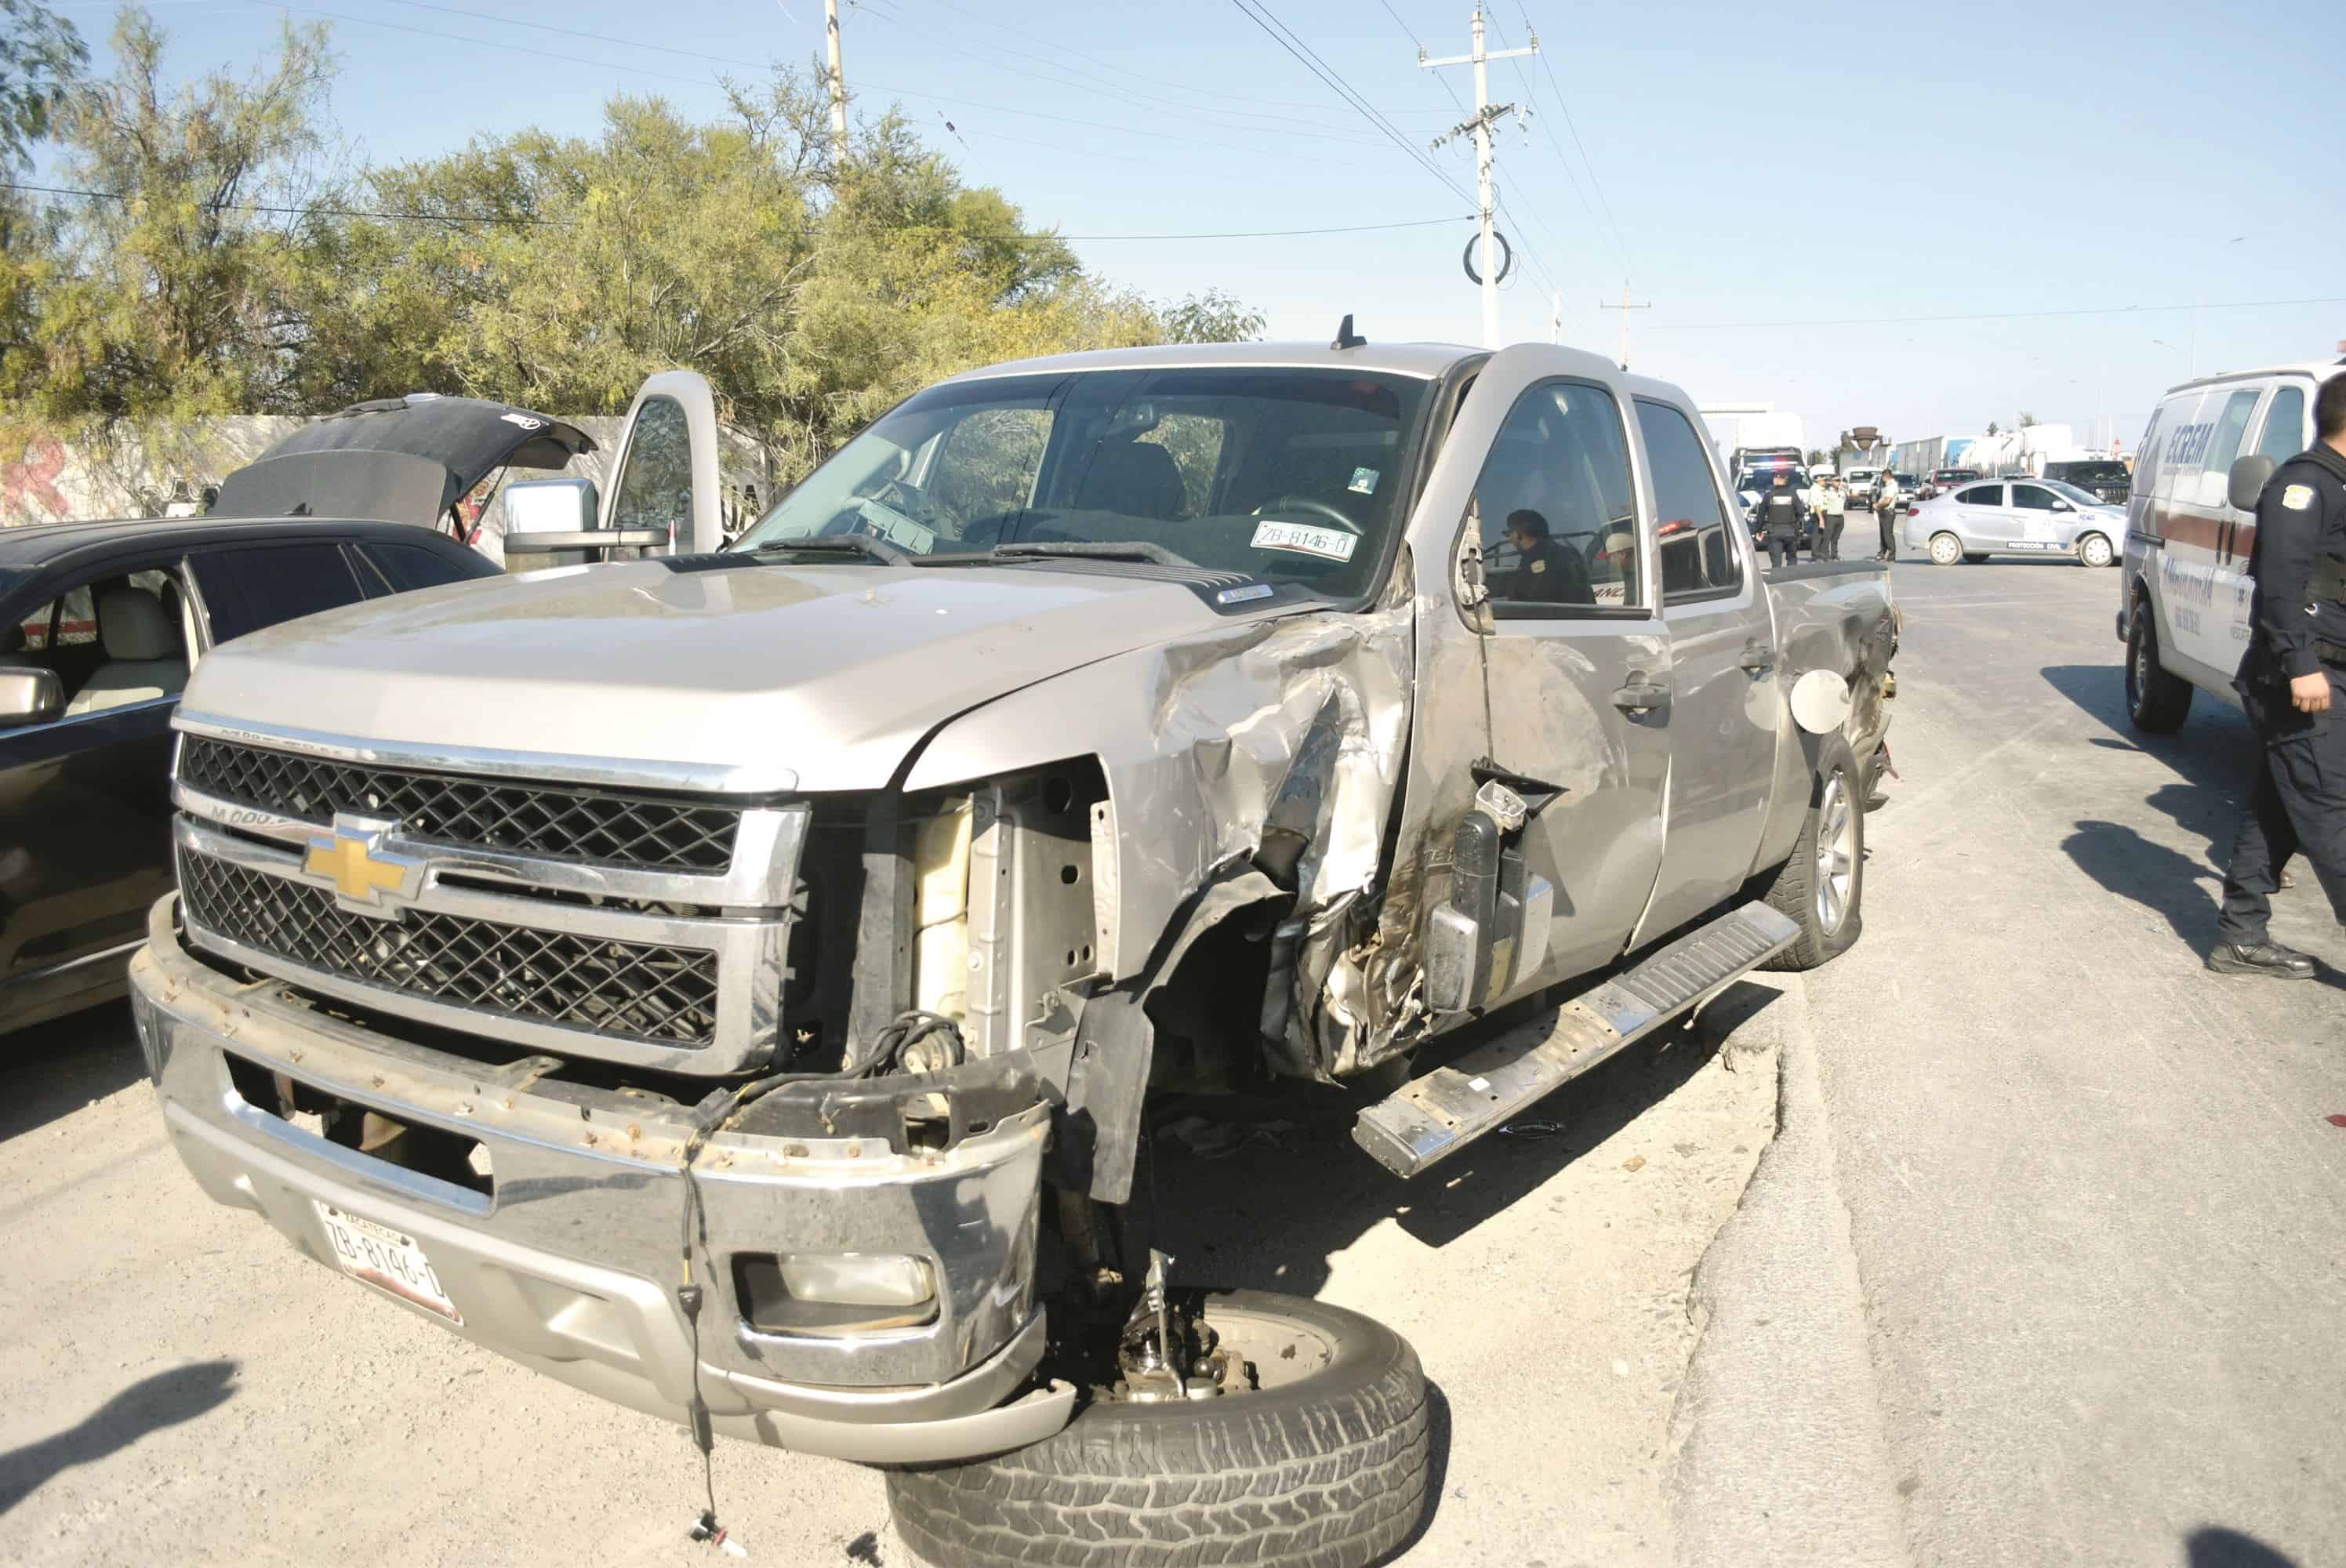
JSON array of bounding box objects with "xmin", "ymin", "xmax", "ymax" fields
[
  {"xmin": 824, "ymin": 0, "xmax": 849, "ymax": 165},
  {"xmin": 1596, "ymin": 278, "xmax": 1649, "ymax": 369},
  {"xmin": 1422, "ymin": 5, "xmax": 1535, "ymax": 350}
]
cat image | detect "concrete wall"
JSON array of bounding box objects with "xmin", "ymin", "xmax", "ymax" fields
[{"xmin": 0, "ymin": 414, "xmax": 776, "ymax": 529}]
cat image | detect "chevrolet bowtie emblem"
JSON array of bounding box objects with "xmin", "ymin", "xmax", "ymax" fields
[{"xmin": 304, "ymin": 814, "xmax": 423, "ymax": 916}]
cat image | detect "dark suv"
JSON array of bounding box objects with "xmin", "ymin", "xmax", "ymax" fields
[
  {"xmin": 0, "ymin": 518, "xmax": 496, "ymax": 1029},
  {"xmin": 2041, "ymin": 459, "xmax": 2132, "ymax": 506}
]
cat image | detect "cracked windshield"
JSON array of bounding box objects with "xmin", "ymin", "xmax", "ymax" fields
[{"xmin": 732, "ymin": 366, "xmax": 1430, "ymax": 597}]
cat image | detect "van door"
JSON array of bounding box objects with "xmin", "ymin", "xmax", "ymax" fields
[
  {"xmin": 1632, "ymin": 397, "xmax": 1774, "ymax": 938},
  {"xmin": 2161, "ymin": 385, "xmax": 2263, "ymax": 685},
  {"xmin": 1459, "ymin": 372, "xmax": 1671, "ymax": 998},
  {"xmin": 603, "ymin": 370, "xmax": 725, "ymax": 554}
]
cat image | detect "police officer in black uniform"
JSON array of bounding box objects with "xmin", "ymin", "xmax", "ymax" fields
[
  {"xmin": 1500, "ymin": 509, "xmax": 1593, "ymax": 604},
  {"xmin": 1758, "ymin": 471, "xmax": 1807, "ymax": 570},
  {"xmin": 2208, "ymin": 371, "xmax": 2346, "ymax": 977}
]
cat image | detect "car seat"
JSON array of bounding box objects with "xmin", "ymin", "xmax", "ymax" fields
[
  {"xmin": 62, "ymin": 583, "xmax": 187, "ymax": 717},
  {"xmin": 1070, "ymin": 441, "xmax": 1186, "ymax": 521}
]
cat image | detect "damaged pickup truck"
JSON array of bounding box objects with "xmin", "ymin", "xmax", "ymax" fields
[{"xmin": 130, "ymin": 336, "xmax": 1895, "ymax": 1568}]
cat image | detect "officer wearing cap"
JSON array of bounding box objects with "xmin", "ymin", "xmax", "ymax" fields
[{"xmin": 2208, "ymin": 370, "xmax": 2346, "ymax": 977}]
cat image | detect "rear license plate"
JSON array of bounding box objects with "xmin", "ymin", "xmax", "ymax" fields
[{"xmin": 314, "ymin": 1202, "xmax": 462, "ymax": 1323}]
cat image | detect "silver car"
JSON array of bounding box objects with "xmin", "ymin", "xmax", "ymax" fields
[{"xmin": 1903, "ymin": 476, "xmax": 2126, "ymax": 567}]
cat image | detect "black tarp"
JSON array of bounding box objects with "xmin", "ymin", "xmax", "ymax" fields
[{"xmin": 211, "ymin": 395, "xmax": 595, "ymax": 527}]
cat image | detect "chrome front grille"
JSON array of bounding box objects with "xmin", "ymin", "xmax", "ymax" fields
[
  {"xmin": 167, "ymin": 719, "xmax": 806, "ymax": 1075},
  {"xmin": 178, "ymin": 735, "xmax": 739, "ymax": 873},
  {"xmin": 178, "ymin": 848, "xmax": 722, "ymax": 1048}
]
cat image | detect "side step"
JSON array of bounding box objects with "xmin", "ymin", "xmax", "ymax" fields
[{"xmin": 1352, "ymin": 900, "xmax": 1799, "ymax": 1178}]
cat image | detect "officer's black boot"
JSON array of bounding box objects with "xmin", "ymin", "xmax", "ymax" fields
[{"xmin": 2205, "ymin": 940, "xmax": 2317, "ymax": 979}]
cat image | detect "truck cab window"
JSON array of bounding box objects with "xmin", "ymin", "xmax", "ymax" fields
[
  {"xmin": 610, "ymin": 395, "xmax": 692, "ymax": 536},
  {"xmin": 1473, "ymin": 380, "xmax": 1640, "ymax": 612},
  {"xmin": 1638, "ymin": 400, "xmax": 1741, "ymax": 601}
]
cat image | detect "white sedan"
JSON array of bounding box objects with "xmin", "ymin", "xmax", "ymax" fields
[{"xmin": 1901, "ymin": 477, "xmax": 2127, "ymax": 568}]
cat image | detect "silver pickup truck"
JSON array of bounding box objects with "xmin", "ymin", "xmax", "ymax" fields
[{"xmin": 130, "ymin": 336, "xmax": 1895, "ymax": 1568}]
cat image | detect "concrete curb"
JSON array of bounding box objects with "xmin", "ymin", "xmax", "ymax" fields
[{"xmin": 1665, "ymin": 974, "xmax": 1912, "ymax": 1568}]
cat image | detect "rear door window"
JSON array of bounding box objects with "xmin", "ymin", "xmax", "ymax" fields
[
  {"xmin": 2253, "ymin": 386, "xmax": 2307, "ymax": 464},
  {"xmin": 1957, "ymin": 485, "xmax": 2003, "ymax": 506},
  {"xmin": 1638, "ymin": 399, "xmax": 1743, "ymax": 601},
  {"xmin": 191, "ymin": 543, "xmax": 368, "ymax": 644}
]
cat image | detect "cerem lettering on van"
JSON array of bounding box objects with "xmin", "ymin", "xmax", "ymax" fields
[{"xmin": 2118, "ymin": 360, "xmax": 2327, "ymax": 733}]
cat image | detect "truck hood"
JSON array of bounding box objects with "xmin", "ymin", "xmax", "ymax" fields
[{"xmin": 179, "ymin": 558, "xmax": 1237, "ymax": 792}]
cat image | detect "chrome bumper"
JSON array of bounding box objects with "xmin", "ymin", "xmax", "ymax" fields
[{"xmin": 131, "ymin": 897, "xmax": 1073, "ymax": 1464}]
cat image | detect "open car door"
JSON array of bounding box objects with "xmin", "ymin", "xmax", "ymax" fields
[{"xmin": 600, "ymin": 370, "xmax": 725, "ymax": 555}]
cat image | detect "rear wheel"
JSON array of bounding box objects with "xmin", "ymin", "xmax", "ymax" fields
[
  {"xmin": 2077, "ymin": 532, "xmax": 2115, "ymax": 568},
  {"xmin": 887, "ymin": 1290, "xmax": 1430, "ymax": 1568},
  {"xmin": 1927, "ymin": 532, "xmax": 1963, "ymax": 566},
  {"xmin": 1760, "ymin": 733, "xmax": 1865, "ymax": 971},
  {"xmin": 2125, "ymin": 597, "xmax": 2193, "ymax": 732}
]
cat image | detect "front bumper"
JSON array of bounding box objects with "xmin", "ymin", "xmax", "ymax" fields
[{"xmin": 130, "ymin": 897, "xmax": 1074, "ymax": 1464}]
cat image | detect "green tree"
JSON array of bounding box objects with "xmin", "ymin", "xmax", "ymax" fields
[
  {"xmin": 2017, "ymin": 410, "xmax": 2037, "ymax": 429},
  {"xmin": 0, "ymin": 0, "xmax": 85, "ymax": 169},
  {"xmin": 1, "ymin": 7, "xmax": 339, "ymax": 428},
  {"xmin": 1158, "ymin": 289, "xmax": 1266, "ymax": 344}
]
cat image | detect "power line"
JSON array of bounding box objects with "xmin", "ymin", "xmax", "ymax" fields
[
  {"xmin": 1647, "ymin": 296, "xmax": 2346, "ymax": 332},
  {"xmin": 3, "ymin": 180, "xmax": 1469, "ymax": 241},
  {"xmin": 1483, "ymin": 11, "xmax": 1598, "ymax": 248},
  {"xmin": 1516, "ymin": 1, "xmax": 1628, "ymax": 268},
  {"xmin": 2, "ymin": 181, "xmax": 576, "ymax": 227},
  {"xmin": 854, "ymin": 0, "xmax": 1398, "ymax": 149},
  {"xmin": 1226, "ymin": 0, "xmax": 1473, "ymax": 209}
]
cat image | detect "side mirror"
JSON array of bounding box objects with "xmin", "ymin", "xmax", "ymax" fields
[
  {"xmin": 0, "ymin": 666, "xmax": 64, "ymax": 728},
  {"xmin": 2053, "ymin": 499, "xmax": 2074, "ymax": 512},
  {"xmin": 2227, "ymin": 454, "xmax": 2275, "ymax": 514},
  {"xmin": 503, "ymin": 477, "xmax": 600, "ymax": 536}
]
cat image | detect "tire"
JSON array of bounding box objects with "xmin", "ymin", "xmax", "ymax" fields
[
  {"xmin": 2076, "ymin": 532, "xmax": 2115, "ymax": 568},
  {"xmin": 887, "ymin": 1291, "xmax": 1430, "ymax": 1568},
  {"xmin": 1759, "ymin": 732, "xmax": 1865, "ymax": 971},
  {"xmin": 2125, "ymin": 596, "xmax": 2193, "ymax": 732},
  {"xmin": 1927, "ymin": 532, "xmax": 1963, "ymax": 566}
]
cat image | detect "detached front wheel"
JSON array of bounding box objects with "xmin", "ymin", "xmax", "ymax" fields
[{"xmin": 887, "ymin": 1290, "xmax": 1430, "ymax": 1568}]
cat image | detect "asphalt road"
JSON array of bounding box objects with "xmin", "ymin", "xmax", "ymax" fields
[
  {"xmin": 0, "ymin": 952, "xmax": 1775, "ymax": 1567},
  {"xmin": 5, "ymin": 554, "xmax": 2337, "ymax": 1568},
  {"xmin": 1797, "ymin": 559, "xmax": 2346, "ymax": 1567}
]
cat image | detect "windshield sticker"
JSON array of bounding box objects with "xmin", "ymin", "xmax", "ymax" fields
[
  {"xmin": 1251, "ymin": 520, "xmax": 1358, "ymax": 562},
  {"xmin": 1348, "ymin": 466, "xmax": 1380, "ymax": 495}
]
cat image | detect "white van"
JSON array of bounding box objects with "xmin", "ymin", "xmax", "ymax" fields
[{"xmin": 2118, "ymin": 360, "xmax": 2335, "ymax": 731}]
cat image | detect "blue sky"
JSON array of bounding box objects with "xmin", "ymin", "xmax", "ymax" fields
[{"xmin": 56, "ymin": 0, "xmax": 2346, "ymax": 452}]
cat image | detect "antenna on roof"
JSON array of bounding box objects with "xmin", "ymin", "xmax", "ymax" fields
[{"xmin": 1331, "ymin": 314, "xmax": 1367, "ymax": 350}]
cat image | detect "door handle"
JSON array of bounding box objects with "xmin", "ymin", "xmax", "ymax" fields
[
  {"xmin": 1612, "ymin": 677, "xmax": 1670, "ymax": 716},
  {"xmin": 1738, "ymin": 642, "xmax": 1777, "ymax": 674}
]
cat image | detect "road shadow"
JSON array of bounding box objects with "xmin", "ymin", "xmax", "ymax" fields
[
  {"xmin": 2065, "ymin": 819, "xmax": 2223, "ymax": 948},
  {"xmin": 2186, "ymin": 1526, "xmax": 2301, "ymax": 1567},
  {"xmin": 1145, "ymin": 982, "xmax": 1782, "ymax": 1301},
  {"xmin": 0, "ymin": 1360, "xmax": 237, "ymax": 1515},
  {"xmin": 0, "ymin": 1000, "xmax": 147, "ymax": 1145},
  {"xmin": 2046, "ymin": 663, "xmax": 2266, "ymax": 856}
]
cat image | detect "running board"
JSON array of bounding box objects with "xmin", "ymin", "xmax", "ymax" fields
[{"xmin": 1353, "ymin": 900, "xmax": 1800, "ymax": 1178}]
